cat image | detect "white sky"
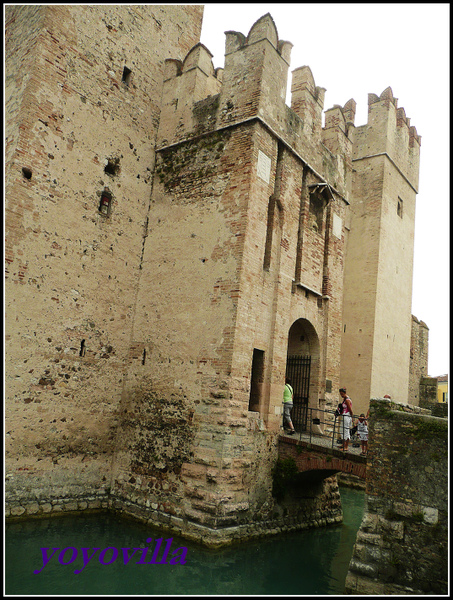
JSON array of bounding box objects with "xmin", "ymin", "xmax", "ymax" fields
[{"xmin": 200, "ymin": 3, "xmax": 450, "ymax": 378}]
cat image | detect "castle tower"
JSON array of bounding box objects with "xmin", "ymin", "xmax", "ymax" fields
[
  {"xmin": 111, "ymin": 13, "xmax": 348, "ymax": 539},
  {"xmin": 6, "ymin": 7, "xmax": 423, "ymax": 547},
  {"xmin": 4, "ymin": 3, "xmax": 203, "ymax": 512},
  {"xmin": 340, "ymin": 87, "xmax": 421, "ymax": 412}
]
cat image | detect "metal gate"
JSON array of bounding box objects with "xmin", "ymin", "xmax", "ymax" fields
[{"xmin": 285, "ymin": 355, "xmax": 311, "ymax": 432}]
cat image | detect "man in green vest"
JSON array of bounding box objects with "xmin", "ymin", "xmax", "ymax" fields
[{"xmin": 283, "ymin": 378, "xmax": 296, "ymax": 435}]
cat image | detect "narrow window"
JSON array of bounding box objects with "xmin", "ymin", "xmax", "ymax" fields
[
  {"xmin": 263, "ymin": 143, "xmax": 284, "ymax": 271},
  {"xmin": 122, "ymin": 66, "xmax": 132, "ymax": 86},
  {"xmin": 249, "ymin": 349, "xmax": 265, "ymax": 412},
  {"xmin": 79, "ymin": 339, "xmax": 86, "ymax": 357},
  {"xmin": 397, "ymin": 197, "xmax": 403, "ymax": 218},
  {"xmin": 22, "ymin": 167, "xmax": 32, "ymax": 180},
  {"xmin": 263, "ymin": 197, "xmax": 276, "ymax": 271},
  {"xmin": 263, "ymin": 196, "xmax": 283, "ymax": 270},
  {"xmin": 99, "ymin": 190, "xmax": 112, "ymax": 216},
  {"xmin": 142, "ymin": 349, "xmax": 146, "ymax": 365}
]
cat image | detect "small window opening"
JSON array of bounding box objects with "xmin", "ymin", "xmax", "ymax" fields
[
  {"xmin": 104, "ymin": 157, "xmax": 120, "ymax": 176},
  {"xmin": 122, "ymin": 66, "xmax": 132, "ymax": 86},
  {"xmin": 142, "ymin": 349, "xmax": 146, "ymax": 365},
  {"xmin": 99, "ymin": 190, "xmax": 112, "ymax": 216},
  {"xmin": 22, "ymin": 167, "xmax": 32, "ymax": 180},
  {"xmin": 263, "ymin": 197, "xmax": 275, "ymax": 271},
  {"xmin": 249, "ymin": 349, "xmax": 265, "ymax": 413},
  {"xmin": 79, "ymin": 339, "xmax": 86, "ymax": 357},
  {"xmin": 397, "ymin": 197, "xmax": 403, "ymax": 218},
  {"xmin": 263, "ymin": 196, "xmax": 283, "ymax": 271}
]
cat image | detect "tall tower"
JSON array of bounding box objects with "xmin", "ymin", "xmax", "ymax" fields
[
  {"xmin": 110, "ymin": 13, "xmax": 348, "ymax": 540},
  {"xmin": 4, "ymin": 4, "xmax": 203, "ymax": 509},
  {"xmin": 340, "ymin": 87, "xmax": 421, "ymax": 412}
]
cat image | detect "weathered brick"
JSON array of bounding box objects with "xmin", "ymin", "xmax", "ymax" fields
[{"xmin": 5, "ymin": 7, "xmax": 425, "ymax": 550}]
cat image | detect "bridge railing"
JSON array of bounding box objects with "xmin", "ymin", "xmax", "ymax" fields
[{"xmin": 288, "ymin": 407, "xmax": 362, "ymax": 450}]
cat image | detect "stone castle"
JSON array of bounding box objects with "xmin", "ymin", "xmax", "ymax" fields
[{"xmin": 5, "ymin": 6, "xmax": 426, "ymax": 543}]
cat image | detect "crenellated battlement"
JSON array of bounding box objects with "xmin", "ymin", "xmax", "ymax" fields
[
  {"xmin": 158, "ymin": 43, "xmax": 222, "ymax": 147},
  {"xmin": 157, "ymin": 13, "xmax": 420, "ymax": 196},
  {"xmin": 353, "ymin": 86, "xmax": 421, "ymax": 190},
  {"xmin": 224, "ymin": 12, "xmax": 292, "ymax": 63},
  {"xmin": 323, "ymin": 100, "xmax": 356, "ymax": 139},
  {"xmin": 158, "ymin": 13, "xmax": 294, "ymax": 148},
  {"xmin": 291, "ymin": 66, "xmax": 326, "ymax": 144},
  {"xmin": 321, "ymin": 99, "xmax": 357, "ymax": 197}
]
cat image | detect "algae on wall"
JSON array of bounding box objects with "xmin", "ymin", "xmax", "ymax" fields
[{"xmin": 345, "ymin": 398, "xmax": 448, "ymax": 595}]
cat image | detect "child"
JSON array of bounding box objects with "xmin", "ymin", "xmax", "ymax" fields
[{"xmin": 356, "ymin": 413, "xmax": 368, "ymax": 455}]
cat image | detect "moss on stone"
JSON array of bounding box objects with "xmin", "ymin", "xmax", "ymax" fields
[
  {"xmin": 413, "ymin": 418, "xmax": 447, "ymax": 440},
  {"xmin": 271, "ymin": 457, "xmax": 298, "ymax": 501}
]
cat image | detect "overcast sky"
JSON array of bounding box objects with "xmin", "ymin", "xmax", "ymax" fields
[{"xmin": 200, "ymin": 3, "xmax": 450, "ymax": 378}]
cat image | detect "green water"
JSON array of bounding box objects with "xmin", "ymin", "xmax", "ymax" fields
[{"xmin": 5, "ymin": 487, "xmax": 365, "ymax": 595}]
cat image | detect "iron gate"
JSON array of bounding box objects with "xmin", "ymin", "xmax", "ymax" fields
[{"xmin": 285, "ymin": 355, "xmax": 311, "ymax": 432}]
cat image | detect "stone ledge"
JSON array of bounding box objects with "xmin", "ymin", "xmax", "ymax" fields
[
  {"xmin": 6, "ymin": 491, "xmax": 344, "ymax": 548},
  {"xmin": 5, "ymin": 496, "xmax": 110, "ymax": 520}
]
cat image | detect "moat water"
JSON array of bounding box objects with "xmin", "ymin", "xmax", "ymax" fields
[{"xmin": 5, "ymin": 487, "xmax": 365, "ymax": 595}]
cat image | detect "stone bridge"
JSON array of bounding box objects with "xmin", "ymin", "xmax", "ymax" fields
[{"xmin": 278, "ymin": 434, "xmax": 367, "ymax": 480}]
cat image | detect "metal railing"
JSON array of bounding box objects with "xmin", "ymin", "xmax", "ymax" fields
[{"xmin": 283, "ymin": 406, "xmax": 362, "ymax": 450}]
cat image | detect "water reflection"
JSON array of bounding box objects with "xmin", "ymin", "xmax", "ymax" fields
[{"xmin": 6, "ymin": 487, "xmax": 364, "ymax": 595}]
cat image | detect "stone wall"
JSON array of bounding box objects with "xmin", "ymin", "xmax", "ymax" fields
[
  {"xmin": 345, "ymin": 398, "xmax": 448, "ymax": 595},
  {"xmin": 5, "ymin": 4, "xmax": 203, "ymax": 506},
  {"xmin": 5, "ymin": 8, "xmax": 426, "ymax": 550},
  {"xmin": 419, "ymin": 375, "xmax": 438, "ymax": 405},
  {"xmin": 419, "ymin": 376, "xmax": 448, "ymax": 417},
  {"xmin": 408, "ymin": 315, "xmax": 429, "ymax": 404}
]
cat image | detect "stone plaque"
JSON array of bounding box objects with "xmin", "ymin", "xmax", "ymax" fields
[
  {"xmin": 333, "ymin": 213, "xmax": 342, "ymax": 239},
  {"xmin": 257, "ymin": 150, "xmax": 271, "ymax": 183}
]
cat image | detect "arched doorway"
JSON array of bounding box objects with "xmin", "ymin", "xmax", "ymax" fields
[{"xmin": 285, "ymin": 319, "xmax": 320, "ymax": 432}]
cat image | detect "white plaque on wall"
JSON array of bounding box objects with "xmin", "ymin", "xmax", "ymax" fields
[
  {"xmin": 257, "ymin": 150, "xmax": 271, "ymax": 184},
  {"xmin": 333, "ymin": 213, "xmax": 342, "ymax": 239}
]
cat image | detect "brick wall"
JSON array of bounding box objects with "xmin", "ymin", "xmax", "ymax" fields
[
  {"xmin": 5, "ymin": 4, "xmax": 203, "ymax": 505},
  {"xmin": 109, "ymin": 15, "xmax": 350, "ymax": 536}
]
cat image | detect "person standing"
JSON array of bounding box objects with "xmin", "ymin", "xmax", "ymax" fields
[
  {"xmin": 356, "ymin": 413, "xmax": 368, "ymax": 455},
  {"xmin": 283, "ymin": 378, "xmax": 296, "ymax": 435},
  {"xmin": 339, "ymin": 388, "xmax": 353, "ymax": 451}
]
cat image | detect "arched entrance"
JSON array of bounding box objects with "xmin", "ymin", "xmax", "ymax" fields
[{"xmin": 285, "ymin": 319, "xmax": 320, "ymax": 432}]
